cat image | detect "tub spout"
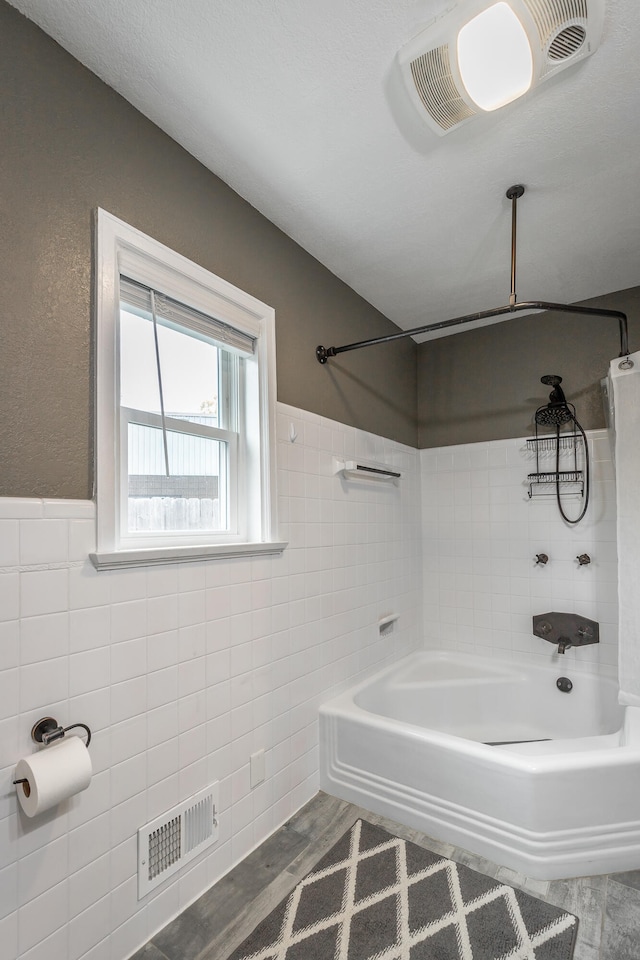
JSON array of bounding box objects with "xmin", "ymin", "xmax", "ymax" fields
[{"xmin": 557, "ymin": 637, "xmax": 572, "ymax": 654}]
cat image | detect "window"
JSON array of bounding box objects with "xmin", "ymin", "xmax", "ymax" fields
[{"xmin": 91, "ymin": 210, "xmax": 284, "ymax": 569}]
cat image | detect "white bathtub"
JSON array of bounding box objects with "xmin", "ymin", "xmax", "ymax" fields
[{"xmin": 319, "ymin": 651, "xmax": 640, "ymax": 879}]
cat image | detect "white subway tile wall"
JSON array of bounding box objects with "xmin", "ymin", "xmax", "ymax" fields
[
  {"xmin": 421, "ymin": 430, "xmax": 618, "ymax": 675},
  {"xmin": 1, "ymin": 402, "xmax": 421, "ymax": 960}
]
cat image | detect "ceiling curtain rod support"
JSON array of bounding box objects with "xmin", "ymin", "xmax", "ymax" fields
[
  {"xmin": 506, "ymin": 183, "xmax": 524, "ymax": 306},
  {"xmin": 316, "ymin": 186, "xmax": 630, "ymax": 364}
]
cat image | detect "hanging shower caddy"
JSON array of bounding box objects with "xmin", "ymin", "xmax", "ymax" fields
[{"xmin": 526, "ymin": 431, "xmax": 584, "ymax": 499}]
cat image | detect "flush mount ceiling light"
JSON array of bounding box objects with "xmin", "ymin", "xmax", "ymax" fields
[
  {"xmin": 398, "ymin": 0, "xmax": 604, "ymax": 135},
  {"xmin": 457, "ymin": 3, "xmax": 534, "ymax": 110}
]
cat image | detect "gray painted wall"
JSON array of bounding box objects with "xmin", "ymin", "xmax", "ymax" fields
[
  {"xmin": 3, "ymin": 2, "xmax": 638, "ymax": 496},
  {"xmin": 0, "ymin": 3, "xmax": 417, "ymax": 499},
  {"xmin": 417, "ymin": 286, "xmax": 640, "ymax": 449}
]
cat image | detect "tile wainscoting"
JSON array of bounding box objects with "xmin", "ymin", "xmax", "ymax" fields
[
  {"xmin": 420, "ymin": 430, "xmax": 618, "ymax": 675},
  {"xmin": 1, "ymin": 418, "xmax": 623, "ymax": 960},
  {"xmin": 0, "ymin": 402, "xmax": 421, "ymax": 960}
]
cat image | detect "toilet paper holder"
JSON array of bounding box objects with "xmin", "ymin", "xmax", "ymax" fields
[
  {"xmin": 13, "ymin": 716, "xmax": 92, "ymax": 790},
  {"xmin": 29, "ymin": 716, "xmax": 92, "ymax": 748}
]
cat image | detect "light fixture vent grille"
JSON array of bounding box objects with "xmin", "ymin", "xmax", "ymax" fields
[
  {"xmin": 137, "ymin": 782, "xmax": 219, "ymax": 899},
  {"xmin": 410, "ymin": 45, "xmax": 476, "ymax": 132},
  {"xmin": 548, "ymin": 23, "xmax": 587, "ymax": 59},
  {"xmin": 525, "ymin": 0, "xmax": 587, "ymax": 45}
]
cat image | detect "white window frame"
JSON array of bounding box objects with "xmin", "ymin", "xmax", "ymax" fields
[{"xmin": 91, "ymin": 209, "xmax": 285, "ymax": 569}]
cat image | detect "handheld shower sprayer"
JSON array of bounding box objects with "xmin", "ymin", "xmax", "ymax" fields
[{"xmin": 534, "ymin": 375, "xmax": 590, "ymax": 524}]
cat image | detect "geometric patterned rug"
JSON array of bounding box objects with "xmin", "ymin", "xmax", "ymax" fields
[{"xmin": 226, "ymin": 820, "xmax": 578, "ymax": 960}]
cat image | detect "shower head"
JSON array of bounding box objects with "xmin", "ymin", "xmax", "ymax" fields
[
  {"xmin": 535, "ymin": 404, "xmax": 574, "ymax": 426},
  {"xmin": 535, "ymin": 374, "xmax": 573, "ymax": 426}
]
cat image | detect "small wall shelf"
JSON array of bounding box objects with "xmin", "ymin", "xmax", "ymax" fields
[{"xmin": 334, "ymin": 459, "xmax": 401, "ymax": 483}]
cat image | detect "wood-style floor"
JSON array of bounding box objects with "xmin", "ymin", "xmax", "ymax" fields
[{"xmin": 130, "ymin": 791, "xmax": 640, "ymax": 960}]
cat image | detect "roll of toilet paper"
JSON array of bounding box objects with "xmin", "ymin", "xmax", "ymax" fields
[{"xmin": 14, "ymin": 736, "xmax": 92, "ymax": 817}]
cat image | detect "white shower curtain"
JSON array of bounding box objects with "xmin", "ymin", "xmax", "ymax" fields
[{"xmin": 610, "ymin": 350, "xmax": 640, "ymax": 707}]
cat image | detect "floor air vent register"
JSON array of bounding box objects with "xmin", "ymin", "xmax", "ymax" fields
[{"xmin": 137, "ymin": 782, "xmax": 219, "ymax": 899}]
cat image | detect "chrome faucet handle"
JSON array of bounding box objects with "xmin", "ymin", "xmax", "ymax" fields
[
  {"xmin": 534, "ymin": 553, "xmax": 549, "ymax": 565},
  {"xmin": 576, "ymin": 553, "xmax": 591, "ymax": 566}
]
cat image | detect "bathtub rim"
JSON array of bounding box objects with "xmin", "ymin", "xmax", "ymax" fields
[{"xmin": 321, "ymin": 649, "xmax": 628, "ymax": 769}]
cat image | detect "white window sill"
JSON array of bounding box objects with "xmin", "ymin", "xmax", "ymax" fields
[{"xmin": 89, "ymin": 540, "xmax": 288, "ymax": 570}]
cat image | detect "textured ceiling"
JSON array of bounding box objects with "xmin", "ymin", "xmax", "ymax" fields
[{"xmin": 9, "ymin": 0, "xmax": 640, "ymax": 341}]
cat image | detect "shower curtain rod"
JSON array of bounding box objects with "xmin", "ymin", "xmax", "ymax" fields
[{"xmin": 315, "ymin": 186, "xmax": 630, "ymax": 364}]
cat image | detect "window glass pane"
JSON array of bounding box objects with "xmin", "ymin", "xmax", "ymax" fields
[
  {"xmin": 119, "ymin": 308, "xmax": 220, "ymax": 425},
  {"xmin": 120, "ymin": 310, "xmax": 162, "ymax": 414},
  {"xmin": 127, "ymin": 422, "xmax": 228, "ymax": 532},
  {"xmin": 157, "ymin": 323, "xmax": 219, "ymax": 426}
]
